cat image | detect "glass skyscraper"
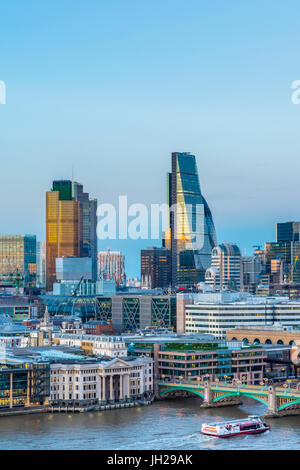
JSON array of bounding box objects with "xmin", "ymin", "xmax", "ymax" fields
[
  {"xmin": 72, "ymin": 182, "xmax": 97, "ymax": 281},
  {"xmin": 277, "ymin": 221, "xmax": 300, "ymax": 243},
  {"xmin": 46, "ymin": 180, "xmax": 97, "ymax": 291},
  {"xmin": 164, "ymin": 152, "xmax": 217, "ymax": 286},
  {"xmin": 0, "ymin": 235, "xmax": 37, "ymax": 287},
  {"xmin": 46, "ymin": 181, "xmax": 81, "ymax": 290}
]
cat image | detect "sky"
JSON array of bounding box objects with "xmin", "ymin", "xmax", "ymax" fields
[{"xmin": 1, "ymin": 0, "xmax": 300, "ymax": 277}]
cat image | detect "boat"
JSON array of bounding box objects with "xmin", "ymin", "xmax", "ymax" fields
[{"xmin": 201, "ymin": 415, "xmax": 270, "ymax": 438}]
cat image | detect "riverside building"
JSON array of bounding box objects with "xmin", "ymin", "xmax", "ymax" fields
[
  {"xmin": 126, "ymin": 336, "xmax": 266, "ymax": 385},
  {"xmin": 50, "ymin": 356, "xmax": 153, "ymax": 405}
]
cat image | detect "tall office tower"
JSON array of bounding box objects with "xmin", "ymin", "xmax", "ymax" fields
[
  {"xmin": 265, "ymin": 222, "xmax": 300, "ymax": 285},
  {"xmin": 0, "ymin": 235, "xmax": 36, "ymax": 287},
  {"xmin": 205, "ymin": 243, "xmax": 242, "ymax": 291},
  {"xmin": 164, "ymin": 152, "xmax": 217, "ymax": 287},
  {"xmin": 97, "ymin": 251, "xmax": 126, "ymax": 286},
  {"xmin": 141, "ymin": 247, "xmax": 171, "ymax": 289},
  {"xmin": 277, "ymin": 222, "xmax": 300, "ymax": 242},
  {"xmin": 242, "ymin": 256, "xmax": 263, "ymax": 293},
  {"xmin": 36, "ymin": 241, "xmax": 46, "ymax": 288},
  {"xmin": 72, "ymin": 182, "xmax": 97, "ymax": 281},
  {"xmin": 46, "ymin": 180, "xmax": 81, "ymax": 290}
]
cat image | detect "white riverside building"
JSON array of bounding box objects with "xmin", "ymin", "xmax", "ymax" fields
[
  {"xmin": 50, "ymin": 356, "xmax": 153, "ymax": 404},
  {"xmin": 53, "ymin": 334, "xmax": 127, "ymax": 357},
  {"xmin": 185, "ymin": 291, "xmax": 300, "ymax": 339}
]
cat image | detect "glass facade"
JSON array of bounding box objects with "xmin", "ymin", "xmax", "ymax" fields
[
  {"xmin": 0, "ymin": 363, "xmax": 49, "ymax": 408},
  {"xmin": 165, "ymin": 152, "xmax": 217, "ymax": 286},
  {"xmin": 97, "ymin": 251, "xmax": 125, "ymax": 286},
  {"xmin": 46, "ymin": 181, "xmax": 81, "ymax": 290},
  {"xmin": 277, "ymin": 221, "xmax": 300, "ymax": 243},
  {"xmin": 72, "ymin": 182, "xmax": 97, "ymax": 281},
  {"xmin": 0, "ymin": 235, "xmax": 36, "ymax": 287},
  {"xmin": 141, "ymin": 247, "xmax": 171, "ymax": 289}
]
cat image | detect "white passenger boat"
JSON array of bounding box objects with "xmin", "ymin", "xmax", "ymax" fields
[{"xmin": 201, "ymin": 415, "xmax": 270, "ymax": 438}]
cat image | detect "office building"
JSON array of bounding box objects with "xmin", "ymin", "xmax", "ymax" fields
[
  {"xmin": 265, "ymin": 221, "xmax": 300, "ymax": 284},
  {"xmin": 110, "ymin": 295, "xmax": 176, "ymax": 332},
  {"xmin": 205, "ymin": 243, "xmax": 242, "ymax": 291},
  {"xmin": 156, "ymin": 342, "xmax": 266, "ymax": 384},
  {"xmin": 72, "ymin": 182, "xmax": 97, "ymax": 281},
  {"xmin": 36, "ymin": 241, "xmax": 46, "ymax": 288},
  {"xmin": 56, "ymin": 257, "xmax": 92, "ymax": 281},
  {"xmin": 53, "ymin": 333, "xmax": 127, "ymax": 357},
  {"xmin": 0, "ymin": 235, "xmax": 36, "ymax": 288},
  {"xmin": 164, "ymin": 152, "xmax": 217, "ymax": 287},
  {"xmin": 185, "ymin": 291, "xmax": 300, "ymax": 339},
  {"xmin": 0, "ymin": 359, "xmax": 50, "ymax": 409},
  {"xmin": 141, "ymin": 247, "xmax": 171, "ymax": 289},
  {"xmin": 242, "ymin": 255, "xmax": 263, "ymax": 292},
  {"xmin": 97, "ymin": 251, "xmax": 125, "ymax": 287},
  {"xmin": 277, "ymin": 222, "xmax": 300, "ymax": 243},
  {"xmin": 46, "ymin": 180, "xmax": 81, "ymax": 290}
]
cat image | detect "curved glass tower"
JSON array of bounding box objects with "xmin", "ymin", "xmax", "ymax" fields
[{"xmin": 164, "ymin": 152, "xmax": 217, "ymax": 286}]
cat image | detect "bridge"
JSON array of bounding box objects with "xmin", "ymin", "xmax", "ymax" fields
[{"xmin": 157, "ymin": 379, "xmax": 300, "ymax": 417}]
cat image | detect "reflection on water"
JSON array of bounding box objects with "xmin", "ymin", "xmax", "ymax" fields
[{"xmin": 0, "ymin": 397, "xmax": 300, "ymax": 449}]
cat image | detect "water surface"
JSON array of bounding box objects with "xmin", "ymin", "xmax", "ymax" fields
[{"xmin": 0, "ymin": 398, "xmax": 299, "ymax": 450}]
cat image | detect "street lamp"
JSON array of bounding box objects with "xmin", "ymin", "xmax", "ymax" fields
[
  {"xmin": 188, "ymin": 372, "xmax": 192, "ymax": 382},
  {"xmin": 161, "ymin": 374, "xmax": 166, "ymax": 383}
]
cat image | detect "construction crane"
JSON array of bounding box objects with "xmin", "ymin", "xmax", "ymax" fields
[
  {"xmin": 287, "ymin": 245, "xmax": 300, "ymax": 283},
  {"xmin": 72, "ymin": 276, "xmax": 84, "ymax": 297}
]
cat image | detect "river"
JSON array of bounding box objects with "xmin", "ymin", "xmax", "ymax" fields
[{"xmin": 0, "ymin": 398, "xmax": 299, "ymax": 450}]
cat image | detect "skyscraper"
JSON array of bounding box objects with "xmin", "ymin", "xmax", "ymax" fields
[
  {"xmin": 46, "ymin": 180, "xmax": 81, "ymax": 290},
  {"xmin": 0, "ymin": 235, "xmax": 37, "ymax": 287},
  {"xmin": 164, "ymin": 152, "xmax": 217, "ymax": 286},
  {"xmin": 205, "ymin": 243, "xmax": 242, "ymax": 291},
  {"xmin": 72, "ymin": 182, "xmax": 97, "ymax": 281},
  {"xmin": 277, "ymin": 221, "xmax": 300, "ymax": 243},
  {"xmin": 36, "ymin": 241, "xmax": 46, "ymax": 288},
  {"xmin": 98, "ymin": 251, "xmax": 125, "ymax": 286},
  {"xmin": 141, "ymin": 247, "xmax": 171, "ymax": 289}
]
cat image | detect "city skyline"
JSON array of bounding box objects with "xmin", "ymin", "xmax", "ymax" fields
[{"xmin": 0, "ymin": 153, "xmax": 298, "ymax": 278}]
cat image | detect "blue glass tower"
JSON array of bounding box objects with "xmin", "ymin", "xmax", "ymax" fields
[{"xmin": 164, "ymin": 152, "xmax": 217, "ymax": 286}]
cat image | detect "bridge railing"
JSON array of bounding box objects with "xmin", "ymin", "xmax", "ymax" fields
[{"xmin": 158, "ymin": 379, "xmax": 300, "ymax": 396}]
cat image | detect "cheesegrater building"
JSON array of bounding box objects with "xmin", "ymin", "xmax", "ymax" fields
[{"xmin": 164, "ymin": 152, "xmax": 217, "ymax": 287}]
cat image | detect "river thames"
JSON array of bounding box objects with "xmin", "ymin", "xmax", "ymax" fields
[{"xmin": 0, "ymin": 398, "xmax": 300, "ymax": 450}]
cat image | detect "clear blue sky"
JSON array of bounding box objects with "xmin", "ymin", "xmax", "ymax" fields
[{"xmin": 1, "ymin": 0, "xmax": 300, "ymax": 277}]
